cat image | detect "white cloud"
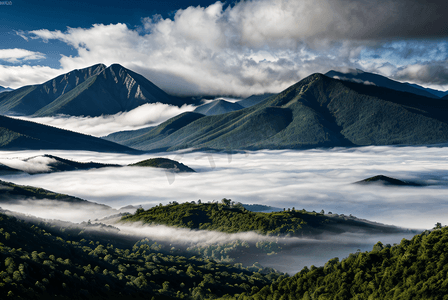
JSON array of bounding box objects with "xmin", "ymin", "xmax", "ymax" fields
[
  {"xmin": 2, "ymin": 146, "xmax": 448, "ymax": 230},
  {"xmin": 1, "ymin": 200, "xmax": 119, "ymax": 223},
  {"xmin": 13, "ymin": 102, "xmax": 195, "ymax": 137},
  {"xmin": 2, "ymin": 0, "xmax": 447, "ymax": 94},
  {"xmin": 0, "ymin": 155, "xmax": 57, "ymax": 173},
  {"xmin": 0, "ymin": 64, "xmax": 62, "ymax": 89},
  {"xmin": 0, "ymin": 48, "xmax": 45, "ymax": 64}
]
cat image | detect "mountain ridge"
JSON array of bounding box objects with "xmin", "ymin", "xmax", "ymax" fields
[
  {"xmin": 103, "ymin": 73, "xmax": 448, "ymax": 151},
  {"xmin": 325, "ymin": 69, "xmax": 444, "ymax": 98},
  {"xmin": 194, "ymin": 99, "xmax": 244, "ymax": 116},
  {"xmin": 0, "ymin": 63, "xmax": 197, "ymax": 117}
]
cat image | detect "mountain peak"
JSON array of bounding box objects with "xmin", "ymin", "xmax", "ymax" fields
[{"xmin": 0, "ymin": 63, "xmax": 191, "ymax": 117}]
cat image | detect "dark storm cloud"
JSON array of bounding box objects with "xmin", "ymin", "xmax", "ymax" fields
[{"xmin": 395, "ymin": 62, "xmax": 448, "ymax": 86}]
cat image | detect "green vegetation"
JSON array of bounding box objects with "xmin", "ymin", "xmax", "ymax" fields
[
  {"xmin": 1, "ymin": 209, "xmax": 447, "ymax": 299},
  {"xmin": 249, "ymin": 226, "xmax": 448, "ymax": 300},
  {"xmin": 121, "ymin": 200, "xmax": 408, "ymax": 237},
  {"xmin": 129, "ymin": 158, "xmax": 195, "ymax": 172},
  {"xmin": 107, "ymin": 73, "xmax": 448, "ymax": 152},
  {"xmin": 0, "ymin": 212, "xmax": 282, "ymax": 299}
]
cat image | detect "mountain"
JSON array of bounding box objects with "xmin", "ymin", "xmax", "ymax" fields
[
  {"xmin": 129, "ymin": 157, "xmax": 195, "ymax": 172},
  {"xmin": 325, "ymin": 69, "xmax": 441, "ymax": 98},
  {"xmin": 103, "ymin": 73, "xmax": 448, "ymax": 151},
  {"xmin": 0, "ymin": 63, "xmax": 195, "ymax": 117},
  {"xmin": 0, "ymin": 85, "xmax": 13, "ymax": 93},
  {"xmin": 193, "ymin": 99, "xmax": 244, "ymax": 116},
  {"xmin": 443, "ymin": 94, "xmax": 448, "ymax": 100},
  {"xmin": 0, "ymin": 64, "xmax": 106, "ymax": 115},
  {"xmin": 102, "ymin": 111, "xmax": 205, "ymax": 152},
  {"xmin": 101, "ymin": 125, "xmax": 156, "ymax": 144},
  {"xmin": 0, "ymin": 114, "xmax": 139, "ymax": 152},
  {"xmin": 355, "ymin": 175, "xmax": 423, "ymax": 186},
  {"xmin": 237, "ymin": 93, "xmax": 275, "ymax": 108}
]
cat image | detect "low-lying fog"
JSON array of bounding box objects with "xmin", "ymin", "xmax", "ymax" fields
[
  {"xmin": 13, "ymin": 102, "xmax": 195, "ymax": 137},
  {"xmin": 1, "ymin": 146, "xmax": 447, "ymax": 230},
  {"xmin": 111, "ymin": 221, "xmax": 416, "ymax": 274}
]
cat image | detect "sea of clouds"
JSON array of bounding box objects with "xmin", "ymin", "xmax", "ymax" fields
[{"xmin": 0, "ymin": 146, "xmax": 447, "ymax": 230}]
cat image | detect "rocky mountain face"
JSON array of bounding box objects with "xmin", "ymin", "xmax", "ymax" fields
[{"xmin": 0, "ymin": 64, "xmax": 193, "ymax": 117}]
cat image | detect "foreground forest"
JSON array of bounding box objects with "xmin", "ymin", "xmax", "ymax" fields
[
  {"xmin": 1, "ymin": 205, "xmax": 447, "ymax": 299},
  {"xmin": 0, "ymin": 212, "xmax": 282, "ymax": 299}
]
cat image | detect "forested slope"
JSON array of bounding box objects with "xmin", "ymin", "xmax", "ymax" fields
[
  {"xmin": 0, "ymin": 212, "xmax": 282, "ymax": 299},
  {"xmin": 251, "ymin": 225, "xmax": 448, "ymax": 300},
  {"xmin": 121, "ymin": 201, "xmax": 409, "ymax": 237}
]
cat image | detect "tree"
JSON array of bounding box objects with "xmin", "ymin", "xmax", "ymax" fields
[
  {"xmin": 434, "ymin": 222, "xmax": 443, "ymax": 229},
  {"xmin": 221, "ymin": 198, "xmax": 231, "ymax": 206}
]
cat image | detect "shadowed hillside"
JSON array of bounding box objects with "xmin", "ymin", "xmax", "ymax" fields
[
  {"xmin": 325, "ymin": 69, "xmax": 442, "ymax": 98},
  {"xmin": 0, "ymin": 114, "xmax": 139, "ymax": 153},
  {"xmin": 103, "ymin": 73, "xmax": 448, "ymax": 151},
  {"xmin": 251, "ymin": 226, "xmax": 448, "ymax": 300}
]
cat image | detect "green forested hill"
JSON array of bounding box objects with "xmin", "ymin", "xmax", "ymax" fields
[
  {"xmin": 0, "ymin": 212, "xmax": 282, "ymax": 299},
  {"xmin": 104, "ymin": 74, "xmax": 448, "ymax": 151},
  {"xmin": 121, "ymin": 201, "xmax": 409, "ymax": 237},
  {"xmin": 250, "ymin": 226, "xmax": 448, "ymax": 300}
]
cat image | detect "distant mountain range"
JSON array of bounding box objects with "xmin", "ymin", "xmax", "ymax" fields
[
  {"xmin": 0, "ymin": 86, "xmax": 13, "ymax": 93},
  {"xmin": 193, "ymin": 94, "xmax": 275, "ymax": 116},
  {"xmin": 103, "ymin": 73, "xmax": 448, "ymax": 151},
  {"xmin": 0, "ymin": 114, "xmax": 138, "ymax": 152},
  {"xmin": 0, "ymin": 63, "xmax": 197, "ymax": 117},
  {"xmin": 3, "ymin": 64, "xmax": 448, "ymax": 152},
  {"xmin": 325, "ymin": 69, "xmax": 448, "ymax": 98},
  {"xmin": 194, "ymin": 99, "xmax": 244, "ymax": 116}
]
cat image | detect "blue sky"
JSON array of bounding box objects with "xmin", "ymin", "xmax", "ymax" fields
[{"xmin": 0, "ymin": 0, "xmax": 447, "ymax": 96}]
